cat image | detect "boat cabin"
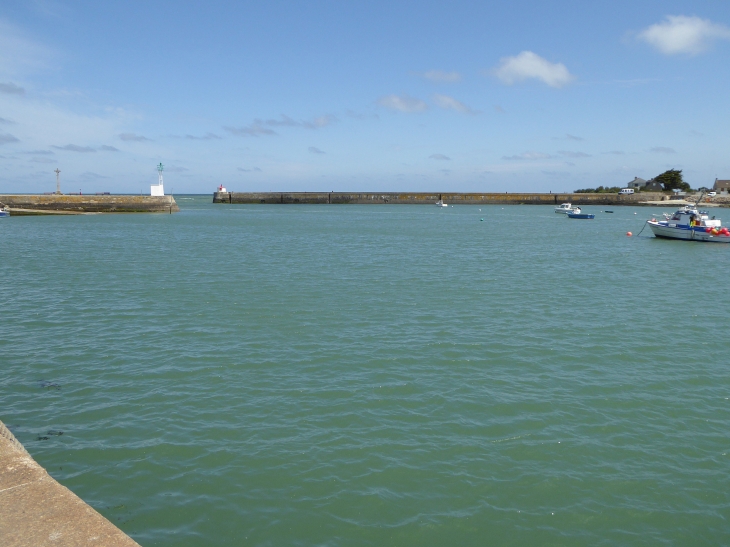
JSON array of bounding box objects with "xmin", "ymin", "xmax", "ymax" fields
[{"xmin": 664, "ymin": 206, "xmax": 721, "ymax": 228}]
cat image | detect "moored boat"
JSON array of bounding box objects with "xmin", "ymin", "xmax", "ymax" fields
[
  {"xmin": 647, "ymin": 204, "xmax": 730, "ymax": 243},
  {"xmin": 567, "ymin": 207, "xmax": 594, "ymax": 219},
  {"xmin": 435, "ymin": 199, "xmax": 448, "ymax": 207},
  {"xmin": 555, "ymin": 202, "xmax": 576, "ymax": 214},
  {"xmin": 0, "ymin": 204, "xmax": 9, "ymax": 217}
]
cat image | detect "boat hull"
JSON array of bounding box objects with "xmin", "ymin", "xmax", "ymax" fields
[
  {"xmin": 647, "ymin": 222, "xmax": 730, "ymax": 243},
  {"xmin": 567, "ymin": 213, "xmax": 594, "ymax": 219}
]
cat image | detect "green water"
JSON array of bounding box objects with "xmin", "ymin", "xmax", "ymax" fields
[{"xmin": 2, "ymin": 197, "xmax": 729, "ymax": 545}]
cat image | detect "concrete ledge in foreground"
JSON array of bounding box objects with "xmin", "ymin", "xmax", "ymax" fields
[
  {"xmin": 0, "ymin": 194, "xmax": 179, "ymax": 215},
  {"xmin": 0, "ymin": 420, "xmax": 140, "ymax": 547}
]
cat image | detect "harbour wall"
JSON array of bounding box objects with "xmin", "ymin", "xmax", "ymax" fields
[
  {"xmin": 0, "ymin": 419, "xmax": 140, "ymax": 546},
  {"xmin": 212, "ymin": 191, "xmax": 675, "ymax": 206},
  {"xmin": 0, "ymin": 194, "xmax": 179, "ymax": 215}
]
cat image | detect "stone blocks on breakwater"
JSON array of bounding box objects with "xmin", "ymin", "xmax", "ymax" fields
[
  {"xmin": 0, "ymin": 194, "xmax": 179, "ymax": 215},
  {"xmin": 0, "ymin": 420, "xmax": 140, "ymax": 547},
  {"xmin": 213, "ymin": 191, "xmax": 669, "ymax": 206}
]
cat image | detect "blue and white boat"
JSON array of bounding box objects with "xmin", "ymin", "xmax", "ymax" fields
[
  {"xmin": 0, "ymin": 205, "xmax": 9, "ymax": 218},
  {"xmin": 566, "ymin": 207, "xmax": 594, "ymax": 219},
  {"xmin": 647, "ymin": 204, "xmax": 730, "ymax": 243}
]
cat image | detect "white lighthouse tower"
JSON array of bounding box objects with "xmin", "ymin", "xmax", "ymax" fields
[{"xmin": 151, "ymin": 163, "xmax": 165, "ymax": 196}]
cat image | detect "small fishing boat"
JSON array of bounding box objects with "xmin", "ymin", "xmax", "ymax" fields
[
  {"xmin": 647, "ymin": 203, "xmax": 730, "ymax": 243},
  {"xmin": 555, "ymin": 203, "xmax": 576, "ymax": 214},
  {"xmin": 566, "ymin": 207, "xmax": 594, "ymax": 219},
  {"xmin": 0, "ymin": 204, "xmax": 9, "ymax": 218},
  {"xmin": 435, "ymin": 200, "xmax": 448, "ymax": 207}
]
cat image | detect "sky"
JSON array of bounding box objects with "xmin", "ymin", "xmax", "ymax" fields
[{"xmin": 1, "ymin": 0, "xmax": 730, "ymax": 194}]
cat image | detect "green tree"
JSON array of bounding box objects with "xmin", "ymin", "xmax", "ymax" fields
[{"xmin": 654, "ymin": 169, "xmax": 690, "ymax": 192}]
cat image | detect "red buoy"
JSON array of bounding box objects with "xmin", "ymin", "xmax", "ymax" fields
[{"xmin": 627, "ymin": 232, "xmax": 632, "ymax": 236}]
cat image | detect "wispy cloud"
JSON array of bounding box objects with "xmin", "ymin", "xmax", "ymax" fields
[
  {"xmin": 0, "ymin": 82, "xmax": 25, "ymax": 95},
  {"xmin": 502, "ymin": 151, "xmax": 554, "ymax": 160},
  {"xmin": 377, "ymin": 94, "xmax": 428, "ymax": 113},
  {"xmin": 22, "ymin": 149, "xmax": 53, "ymax": 154},
  {"xmin": 224, "ymin": 123, "xmax": 276, "ymax": 137},
  {"xmin": 265, "ymin": 114, "xmax": 336, "ymax": 129},
  {"xmin": 638, "ymin": 15, "xmax": 730, "ymax": 55},
  {"xmin": 184, "ymin": 132, "xmax": 222, "ymax": 140},
  {"xmin": 0, "ymin": 133, "xmax": 20, "ymax": 145},
  {"xmin": 420, "ymin": 70, "xmax": 462, "ymax": 82},
  {"xmin": 30, "ymin": 157, "xmax": 55, "ymax": 163},
  {"xmin": 494, "ymin": 105, "xmax": 505, "ymax": 113},
  {"xmin": 493, "ymin": 51, "xmax": 574, "ymax": 88},
  {"xmin": 99, "ymin": 145, "xmax": 119, "ymax": 152},
  {"xmin": 238, "ymin": 167, "xmax": 262, "ymax": 172},
  {"xmin": 51, "ymin": 144, "xmax": 96, "ymax": 152},
  {"xmin": 224, "ymin": 114, "xmax": 335, "ymax": 137},
  {"xmin": 566, "ymin": 134, "xmax": 584, "ymax": 141},
  {"xmin": 432, "ymin": 94, "xmax": 478, "ymax": 114},
  {"xmin": 558, "ymin": 150, "xmax": 591, "ymax": 158},
  {"xmin": 650, "ymin": 146, "xmax": 676, "ymax": 154},
  {"xmin": 0, "ymin": 116, "xmax": 16, "ymax": 124},
  {"xmin": 166, "ymin": 166, "xmax": 188, "ymax": 173},
  {"xmin": 603, "ymin": 150, "xmax": 625, "ymax": 155},
  {"xmin": 308, "ymin": 146, "xmax": 325, "ymax": 154},
  {"xmin": 118, "ymin": 133, "xmax": 150, "ymax": 142},
  {"xmin": 429, "ymin": 153, "xmax": 451, "ymax": 160}
]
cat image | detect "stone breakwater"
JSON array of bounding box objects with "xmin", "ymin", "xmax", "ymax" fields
[
  {"xmin": 0, "ymin": 420, "xmax": 140, "ymax": 547},
  {"xmin": 212, "ymin": 191, "xmax": 695, "ymax": 206},
  {"xmin": 0, "ymin": 194, "xmax": 179, "ymax": 215}
]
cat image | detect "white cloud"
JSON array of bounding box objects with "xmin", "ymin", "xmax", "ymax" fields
[
  {"xmin": 638, "ymin": 15, "xmax": 730, "ymax": 55},
  {"xmin": 377, "ymin": 94, "xmax": 428, "ymax": 113},
  {"xmin": 494, "ymin": 51, "xmax": 574, "ymax": 88},
  {"xmin": 429, "ymin": 153, "xmax": 451, "ymax": 160},
  {"xmin": 432, "ymin": 94, "xmax": 478, "ymax": 115},
  {"xmin": 421, "ymin": 70, "xmax": 461, "ymax": 82}
]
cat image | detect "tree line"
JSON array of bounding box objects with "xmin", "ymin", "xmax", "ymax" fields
[{"xmin": 575, "ymin": 169, "xmax": 691, "ymax": 193}]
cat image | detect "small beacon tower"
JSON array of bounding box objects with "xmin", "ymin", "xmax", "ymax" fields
[
  {"xmin": 151, "ymin": 163, "xmax": 165, "ymax": 196},
  {"xmin": 54, "ymin": 168, "xmax": 62, "ymax": 194}
]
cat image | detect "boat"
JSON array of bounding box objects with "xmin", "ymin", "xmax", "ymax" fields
[
  {"xmin": 0, "ymin": 204, "xmax": 9, "ymax": 218},
  {"xmin": 435, "ymin": 200, "xmax": 448, "ymax": 207},
  {"xmin": 565, "ymin": 206, "xmax": 594, "ymax": 219},
  {"xmin": 647, "ymin": 203, "xmax": 730, "ymax": 242},
  {"xmin": 555, "ymin": 203, "xmax": 576, "ymax": 214}
]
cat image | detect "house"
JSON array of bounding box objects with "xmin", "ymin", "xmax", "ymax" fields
[
  {"xmin": 644, "ymin": 178, "xmax": 664, "ymax": 191},
  {"xmin": 713, "ymin": 179, "xmax": 730, "ymax": 193},
  {"xmin": 626, "ymin": 176, "xmax": 663, "ymax": 191},
  {"xmin": 627, "ymin": 177, "xmax": 646, "ymax": 189}
]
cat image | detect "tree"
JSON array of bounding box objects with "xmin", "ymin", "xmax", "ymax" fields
[{"xmin": 654, "ymin": 169, "xmax": 690, "ymax": 192}]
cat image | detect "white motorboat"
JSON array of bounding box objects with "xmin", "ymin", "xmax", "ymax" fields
[
  {"xmin": 554, "ymin": 202, "xmax": 576, "ymax": 214},
  {"xmin": 0, "ymin": 204, "xmax": 9, "ymax": 218},
  {"xmin": 647, "ymin": 205, "xmax": 730, "ymax": 243},
  {"xmin": 435, "ymin": 200, "xmax": 448, "ymax": 207}
]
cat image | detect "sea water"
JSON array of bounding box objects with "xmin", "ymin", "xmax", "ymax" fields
[{"xmin": 2, "ymin": 197, "xmax": 729, "ymax": 546}]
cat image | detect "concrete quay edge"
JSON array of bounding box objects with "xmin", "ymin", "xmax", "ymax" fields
[
  {"xmin": 0, "ymin": 419, "xmax": 140, "ymax": 547},
  {"xmin": 212, "ymin": 191, "xmax": 728, "ymax": 206},
  {"xmin": 0, "ymin": 194, "xmax": 179, "ymax": 214}
]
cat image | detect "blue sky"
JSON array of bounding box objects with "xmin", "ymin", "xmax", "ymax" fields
[{"xmin": 1, "ymin": 0, "xmax": 730, "ymax": 194}]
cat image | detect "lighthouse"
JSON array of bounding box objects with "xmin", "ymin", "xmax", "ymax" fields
[{"xmin": 151, "ymin": 163, "xmax": 165, "ymax": 196}]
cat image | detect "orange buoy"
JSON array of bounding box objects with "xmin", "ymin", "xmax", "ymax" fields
[{"xmin": 627, "ymin": 231, "xmax": 632, "ymax": 236}]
